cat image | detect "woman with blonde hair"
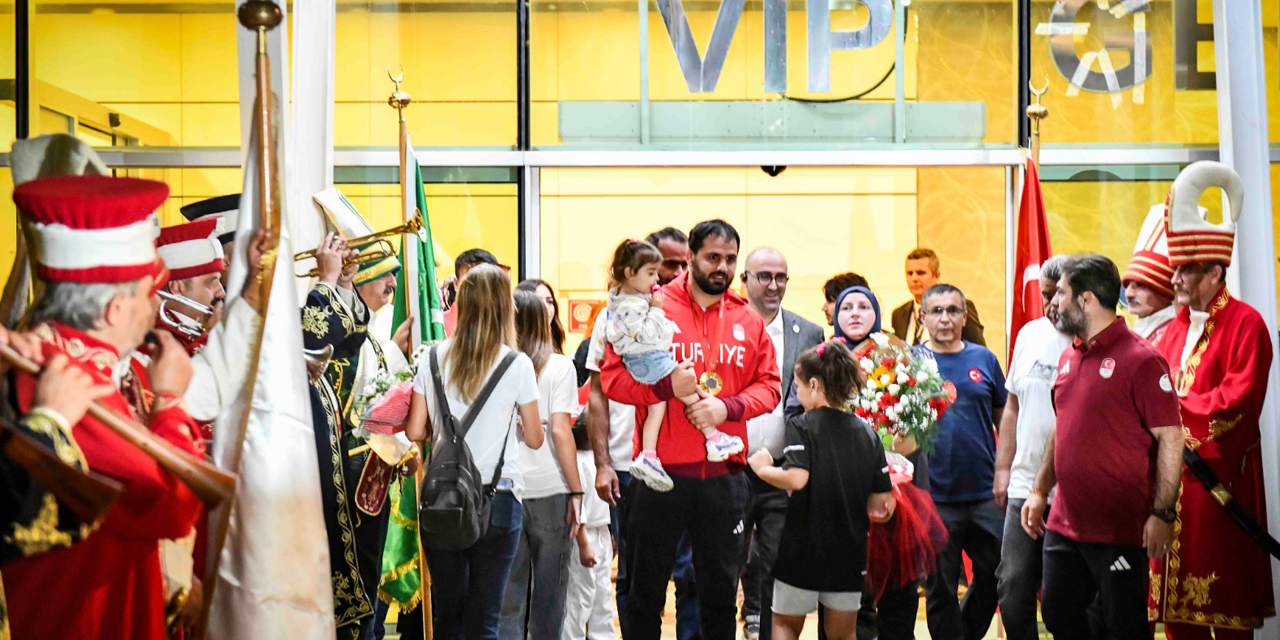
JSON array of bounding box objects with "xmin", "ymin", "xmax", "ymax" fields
[{"xmin": 406, "ymin": 264, "xmax": 545, "ymax": 640}]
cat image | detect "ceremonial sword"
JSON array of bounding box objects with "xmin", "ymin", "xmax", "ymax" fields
[{"xmin": 1183, "ymin": 446, "xmax": 1280, "ymax": 560}]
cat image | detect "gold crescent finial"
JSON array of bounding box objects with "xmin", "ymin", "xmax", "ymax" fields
[{"xmin": 387, "ymin": 64, "xmax": 411, "ymax": 118}]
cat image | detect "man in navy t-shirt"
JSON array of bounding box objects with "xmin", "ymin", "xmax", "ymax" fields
[{"xmin": 914, "ymin": 284, "xmax": 1007, "ymax": 640}]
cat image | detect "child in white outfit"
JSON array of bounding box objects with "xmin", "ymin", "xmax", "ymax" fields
[
  {"xmin": 563, "ymin": 421, "xmax": 615, "ymax": 640},
  {"xmin": 604, "ymin": 239, "xmax": 745, "ymax": 492}
]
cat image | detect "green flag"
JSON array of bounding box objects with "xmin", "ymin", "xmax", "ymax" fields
[{"xmin": 380, "ymin": 136, "xmax": 443, "ymax": 610}]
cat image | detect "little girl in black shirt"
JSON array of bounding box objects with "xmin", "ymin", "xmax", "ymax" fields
[{"xmin": 748, "ymin": 340, "xmax": 896, "ymax": 640}]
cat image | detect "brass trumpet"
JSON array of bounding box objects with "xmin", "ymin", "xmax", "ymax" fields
[{"xmin": 293, "ymin": 211, "xmax": 425, "ymax": 278}]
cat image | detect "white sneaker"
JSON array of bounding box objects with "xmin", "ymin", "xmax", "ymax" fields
[
  {"xmin": 631, "ymin": 455, "xmax": 674, "ymax": 492},
  {"xmin": 704, "ymin": 434, "xmax": 745, "ymax": 462}
]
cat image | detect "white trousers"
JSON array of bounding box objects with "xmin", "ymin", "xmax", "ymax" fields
[{"xmin": 562, "ymin": 525, "xmax": 615, "ymax": 640}]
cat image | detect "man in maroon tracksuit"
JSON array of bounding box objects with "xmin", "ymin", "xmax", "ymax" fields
[{"xmin": 602, "ymin": 219, "xmax": 782, "ymax": 640}]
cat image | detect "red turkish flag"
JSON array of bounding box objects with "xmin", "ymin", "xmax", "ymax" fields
[{"xmin": 1009, "ymin": 158, "xmax": 1053, "ymax": 362}]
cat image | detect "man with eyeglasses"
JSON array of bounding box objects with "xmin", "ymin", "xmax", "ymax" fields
[
  {"xmin": 738, "ymin": 248, "xmax": 824, "ymax": 640},
  {"xmin": 646, "ymin": 226, "xmax": 692, "ymax": 284},
  {"xmin": 915, "ymin": 284, "xmax": 1007, "ymax": 640}
]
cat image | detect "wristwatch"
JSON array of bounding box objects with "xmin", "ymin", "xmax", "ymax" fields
[{"xmin": 1151, "ymin": 506, "xmax": 1176, "ymax": 523}]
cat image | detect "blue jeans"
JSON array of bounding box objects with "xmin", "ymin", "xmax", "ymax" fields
[
  {"xmin": 612, "ymin": 471, "xmax": 701, "ymax": 640},
  {"xmin": 426, "ymin": 490, "xmax": 524, "ymax": 640},
  {"xmin": 621, "ymin": 350, "xmax": 677, "ymax": 385},
  {"xmin": 499, "ymin": 494, "xmax": 573, "ymax": 640}
]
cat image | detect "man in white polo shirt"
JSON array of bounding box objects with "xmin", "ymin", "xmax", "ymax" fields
[
  {"xmin": 586, "ymin": 227, "xmax": 700, "ymax": 640},
  {"xmin": 993, "ymin": 255, "xmax": 1072, "ymax": 640}
]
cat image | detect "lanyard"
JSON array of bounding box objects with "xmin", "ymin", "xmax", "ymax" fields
[{"xmin": 688, "ymin": 282, "xmax": 727, "ymax": 376}]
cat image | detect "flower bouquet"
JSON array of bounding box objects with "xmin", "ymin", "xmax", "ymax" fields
[
  {"xmin": 849, "ymin": 333, "xmax": 953, "ymax": 454},
  {"xmin": 350, "ymin": 351, "xmax": 430, "ymax": 466}
]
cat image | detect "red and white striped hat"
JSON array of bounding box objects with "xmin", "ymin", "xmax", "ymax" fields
[
  {"xmin": 1164, "ymin": 161, "xmax": 1244, "ymax": 267},
  {"xmin": 1122, "ymin": 204, "xmax": 1175, "ymax": 299},
  {"xmin": 157, "ymin": 218, "xmax": 226, "ymax": 280},
  {"xmin": 14, "ymin": 175, "xmax": 167, "ymax": 285}
]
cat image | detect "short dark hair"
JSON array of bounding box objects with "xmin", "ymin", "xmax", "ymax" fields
[
  {"xmin": 645, "ymin": 227, "xmax": 688, "ymax": 248},
  {"xmin": 1061, "ymin": 254, "xmax": 1122, "ymax": 310},
  {"xmin": 823, "ymin": 272, "xmax": 869, "ymax": 303},
  {"xmin": 688, "ymin": 219, "xmax": 740, "ymax": 255},
  {"xmin": 921, "ymin": 283, "xmax": 967, "ymax": 309},
  {"xmin": 906, "ymin": 248, "xmax": 940, "ymax": 275},
  {"xmin": 454, "ymin": 248, "xmax": 498, "ymax": 275}
]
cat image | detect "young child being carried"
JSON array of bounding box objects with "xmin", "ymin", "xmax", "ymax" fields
[
  {"xmin": 749, "ymin": 340, "xmax": 896, "ymax": 640},
  {"xmin": 606, "ymin": 239, "xmax": 745, "ymax": 493}
]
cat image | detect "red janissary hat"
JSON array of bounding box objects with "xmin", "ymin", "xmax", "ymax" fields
[
  {"xmin": 157, "ymin": 218, "xmax": 225, "ymax": 280},
  {"xmin": 1122, "ymin": 204, "xmax": 1175, "ymax": 299},
  {"xmin": 14, "ymin": 175, "xmax": 168, "ymax": 285},
  {"xmin": 1164, "ymin": 161, "xmax": 1244, "ymax": 267}
]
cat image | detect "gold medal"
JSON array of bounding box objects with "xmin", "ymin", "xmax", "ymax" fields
[{"xmin": 699, "ymin": 371, "xmax": 724, "ymax": 396}]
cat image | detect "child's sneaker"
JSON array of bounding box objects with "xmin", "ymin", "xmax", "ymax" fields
[
  {"xmin": 704, "ymin": 432, "xmax": 745, "ymax": 462},
  {"xmin": 631, "ymin": 454, "xmax": 674, "ymax": 492}
]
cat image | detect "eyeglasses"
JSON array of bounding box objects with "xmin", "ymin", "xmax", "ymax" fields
[
  {"xmin": 662, "ymin": 258, "xmax": 688, "ymax": 271},
  {"xmin": 746, "ymin": 271, "xmax": 789, "ymax": 286},
  {"xmin": 925, "ymin": 306, "xmax": 965, "ymax": 318}
]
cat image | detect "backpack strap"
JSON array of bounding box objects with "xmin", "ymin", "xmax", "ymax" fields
[
  {"xmin": 457, "ymin": 351, "xmax": 520, "ymax": 438},
  {"xmin": 487, "ymin": 404, "xmax": 518, "ymax": 494},
  {"xmin": 427, "ymin": 345, "xmax": 458, "ymax": 441}
]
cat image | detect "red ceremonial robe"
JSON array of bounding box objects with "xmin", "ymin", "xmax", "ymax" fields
[
  {"xmin": 1, "ymin": 323, "xmax": 204, "ymax": 640},
  {"xmin": 1149, "ymin": 289, "xmax": 1276, "ymax": 630}
]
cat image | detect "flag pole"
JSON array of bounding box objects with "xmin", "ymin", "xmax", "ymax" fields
[
  {"xmin": 388, "ymin": 67, "xmax": 432, "ymax": 640},
  {"xmin": 197, "ymin": 1, "xmax": 282, "ymax": 635},
  {"xmin": 1027, "ymin": 79, "xmax": 1049, "ymax": 166}
]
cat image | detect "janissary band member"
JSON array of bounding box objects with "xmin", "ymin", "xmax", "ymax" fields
[
  {"xmin": 303, "ymin": 229, "xmax": 412, "ymax": 640},
  {"xmin": 303, "ymin": 233, "xmax": 384, "ymax": 639},
  {"xmin": 1122, "ymin": 204, "xmax": 1177, "ymax": 344},
  {"xmin": 1, "ymin": 175, "xmax": 205, "ymax": 640},
  {"xmin": 1149, "ymin": 162, "xmax": 1276, "ymax": 638}
]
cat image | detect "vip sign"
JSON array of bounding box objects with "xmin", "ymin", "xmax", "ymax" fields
[
  {"xmin": 1041, "ymin": 0, "xmax": 1153, "ymax": 105},
  {"xmin": 655, "ymin": 0, "xmax": 893, "ymax": 93}
]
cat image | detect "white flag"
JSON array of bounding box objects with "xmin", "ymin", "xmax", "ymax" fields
[{"xmin": 206, "ymin": 124, "xmax": 335, "ymax": 639}]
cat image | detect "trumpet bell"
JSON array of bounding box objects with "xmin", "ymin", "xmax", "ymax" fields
[{"xmin": 156, "ymin": 291, "xmax": 217, "ymax": 338}]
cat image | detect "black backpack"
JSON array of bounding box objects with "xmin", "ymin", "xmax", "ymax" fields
[{"xmin": 419, "ymin": 346, "xmax": 519, "ymax": 551}]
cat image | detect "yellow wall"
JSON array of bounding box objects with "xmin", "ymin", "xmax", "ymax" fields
[{"xmin": 539, "ymin": 167, "xmax": 924, "ymax": 343}]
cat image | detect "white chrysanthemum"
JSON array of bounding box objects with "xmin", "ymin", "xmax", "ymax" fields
[
  {"xmin": 879, "ymin": 374, "xmax": 892, "ymax": 385},
  {"xmin": 888, "ymin": 383, "xmax": 901, "ymax": 396},
  {"xmin": 866, "ymin": 379, "xmax": 878, "ymax": 391},
  {"xmin": 897, "ymin": 372, "xmax": 911, "ymax": 384},
  {"xmin": 870, "ymin": 333, "xmax": 889, "ymax": 347},
  {"xmin": 860, "ymin": 357, "xmax": 875, "ymax": 372},
  {"xmin": 916, "ymin": 371, "xmax": 930, "ymax": 382}
]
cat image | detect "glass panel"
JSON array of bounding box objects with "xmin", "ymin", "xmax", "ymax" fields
[
  {"xmin": 0, "ymin": 167, "xmax": 15, "ymax": 287},
  {"xmin": 31, "ymin": 0, "xmax": 240, "ymax": 148},
  {"xmin": 1031, "ymin": 0, "xmax": 1219, "ymax": 146},
  {"xmin": 532, "ymin": 0, "xmax": 1017, "ymax": 149},
  {"xmin": 1263, "ymin": 0, "xmax": 1280, "ymax": 142},
  {"xmin": 540, "ymin": 165, "xmax": 1008, "ymax": 362},
  {"xmin": 0, "ymin": 0, "xmax": 14, "ymax": 151},
  {"xmin": 335, "ymin": 171, "xmax": 521, "ymax": 279},
  {"xmin": 336, "ymin": 0, "xmax": 517, "ymax": 149}
]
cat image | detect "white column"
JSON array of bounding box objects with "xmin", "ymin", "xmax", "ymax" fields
[
  {"xmin": 289, "ymin": 0, "xmax": 336, "ymax": 260},
  {"xmin": 1212, "ymin": 3, "xmax": 1280, "ymax": 637}
]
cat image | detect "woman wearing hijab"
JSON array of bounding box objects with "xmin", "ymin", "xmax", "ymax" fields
[{"xmin": 782, "ymin": 285, "xmax": 939, "ymax": 640}]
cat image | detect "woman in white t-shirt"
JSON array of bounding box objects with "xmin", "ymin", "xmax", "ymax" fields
[
  {"xmin": 406, "ymin": 264, "xmax": 545, "ymax": 640},
  {"xmin": 498, "ymin": 289, "xmax": 585, "ymax": 640}
]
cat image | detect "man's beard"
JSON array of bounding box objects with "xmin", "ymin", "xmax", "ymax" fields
[
  {"xmin": 1054, "ymin": 303, "xmax": 1086, "ymax": 338},
  {"xmin": 692, "ymin": 266, "xmax": 730, "ymax": 295}
]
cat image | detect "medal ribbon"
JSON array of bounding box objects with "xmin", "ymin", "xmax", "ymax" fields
[{"xmin": 688, "ymin": 281, "xmax": 727, "ymax": 374}]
